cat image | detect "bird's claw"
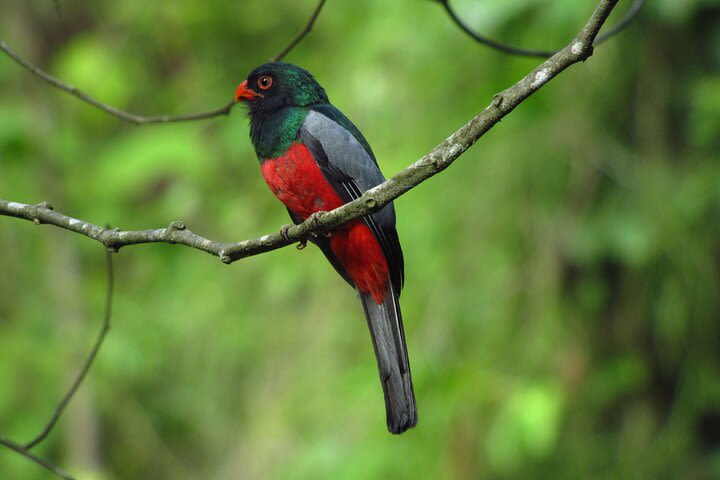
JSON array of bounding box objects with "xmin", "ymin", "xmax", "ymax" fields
[{"xmin": 296, "ymin": 239, "xmax": 307, "ymax": 250}]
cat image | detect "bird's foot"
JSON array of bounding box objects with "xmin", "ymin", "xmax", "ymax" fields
[
  {"xmin": 280, "ymin": 224, "xmax": 308, "ymax": 250},
  {"xmin": 279, "ymin": 224, "xmax": 293, "ymax": 242},
  {"xmin": 306, "ymin": 211, "xmax": 325, "ymax": 228},
  {"xmin": 306, "ymin": 211, "xmax": 327, "ymax": 239}
]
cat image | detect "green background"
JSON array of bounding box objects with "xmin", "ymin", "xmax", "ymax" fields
[{"xmin": 1, "ymin": 0, "xmax": 719, "ymax": 478}]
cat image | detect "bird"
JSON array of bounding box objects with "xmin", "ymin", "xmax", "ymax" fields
[{"xmin": 235, "ymin": 62, "xmax": 416, "ymax": 434}]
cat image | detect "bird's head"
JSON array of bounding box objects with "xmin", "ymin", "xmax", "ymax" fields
[{"xmin": 235, "ymin": 62, "xmax": 328, "ymax": 115}]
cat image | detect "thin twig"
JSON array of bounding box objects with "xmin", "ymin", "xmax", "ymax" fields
[
  {"xmin": 594, "ymin": 0, "xmax": 646, "ymax": 45},
  {"xmin": 0, "ymin": 40, "xmax": 236, "ymax": 124},
  {"xmin": 0, "ymin": 250, "xmax": 113, "ymax": 479},
  {"xmin": 0, "ymin": 0, "xmax": 328, "ymax": 124},
  {"xmin": 0, "ymin": 0, "xmax": 620, "ymax": 266},
  {"xmin": 0, "ymin": 436, "xmax": 75, "ymax": 480},
  {"xmin": 271, "ymin": 0, "xmax": 327, "ymax": 62},
  {"xmin": 438, "ymin": 0, "xmax": 644, "ymax": 59},
  {"xmin": 440, "ymin": 0, "xmax": 553, "ymax": 58},
  {"xmin": 24, "ymin": 250, "xmax": 114, "ymax": 450}
]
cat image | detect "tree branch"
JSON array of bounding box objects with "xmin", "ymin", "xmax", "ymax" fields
[
  {"xmin": 0, "ymin": 40, "xmax": 237, "ymax": 125},
  {"xmin": 594, "ymin": 0, "xmax": 645, "ymax": 45},
  {"xmin": 0, "ymin": 250, "xmax": 112, "ymax": 480},
  {"xmin": 0, "ymin": 0, "xmax": 327, "ymax": 124},
  {"xmin": 438, "ymin": 0, "xmax": 553, "ymax": 58},
  {"xmin": 271, "ymin": 0, "xmax": 327, "ymax": 62},
  {"xmin": 438, "ymin": 0, "xmax": 644, "ymax": 59},
  {"xmin": 0, "ymin": 0, "xmax": 620, "ymax": 264},
  {"xmin": 24, "ymin": 250, "xmax": 114, "ymax": 450},
  {"xmin": 0, "ymin": 436, "xmax": 75, "ymax": 480}
]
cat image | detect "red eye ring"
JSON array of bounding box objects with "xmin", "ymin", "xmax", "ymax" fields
[{"xmin": 257, "ymin": 76, "xmax": 273, "ymax": 90}]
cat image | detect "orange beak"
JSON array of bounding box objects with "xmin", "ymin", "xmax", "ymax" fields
[{"xmin": 235, "ymin": 80, "xmax": 261, "ymax": 102}]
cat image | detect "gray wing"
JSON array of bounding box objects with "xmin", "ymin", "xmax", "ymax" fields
[{"xmin": 300, "ymin": 109, "xmax": 404, "ymax": 294}]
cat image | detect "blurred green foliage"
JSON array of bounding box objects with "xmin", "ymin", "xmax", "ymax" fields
[{"xmin": 1, "ymin": 0, "xmax": 719, "ymax": 479}]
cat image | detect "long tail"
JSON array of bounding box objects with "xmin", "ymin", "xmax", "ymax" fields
[{"xmin": 358, "ymin": 281, "xmax": 417, "ymax": 434}]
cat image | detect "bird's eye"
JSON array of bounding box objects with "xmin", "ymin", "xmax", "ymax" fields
[{"xmin": 257, "ymin": 76, "xmax": 273, "ymax": 90}]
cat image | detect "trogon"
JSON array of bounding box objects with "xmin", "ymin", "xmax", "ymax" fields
[{"xmin": 235, "ymin": 62, "xmax": 416, "ymax": 434}]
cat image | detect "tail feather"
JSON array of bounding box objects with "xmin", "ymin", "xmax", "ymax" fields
[{"xmin": 359, "ymin": 281, "xmax": 417, "ymax": 434}]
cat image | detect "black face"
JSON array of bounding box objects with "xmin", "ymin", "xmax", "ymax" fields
[
  {"xmin": 243, "ymin": 68, "xmax": 284, "ymax": 115},
  {"xmin": 240, "ymin": 62, "xmax": 328, "ymax": 116}
]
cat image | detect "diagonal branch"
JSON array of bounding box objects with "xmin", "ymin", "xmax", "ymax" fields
[
  {"xmin": 0, "ymin": 0, "xmax": 327, "ymax": 124},
  {"xmin": 24, "ymin": 249, "xmax": 114, "ymax": 450},
  {"xmin": 0, "ymin": 0, "xmax": 620, "ymax": 265},
  {"xmin": 438, "ymin": 0, "xmax": 644, "ymax": 59},
  {"xmin": 0, "ymin": 436, "xmax": 75, "ymax": 480},
  {"xmin": 271, "ymin": 0, "xmax": 327, "ymax": 62},
  {"xmin": 0, "ymin": 250, "xmax": 112, "ymax": 480}
]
